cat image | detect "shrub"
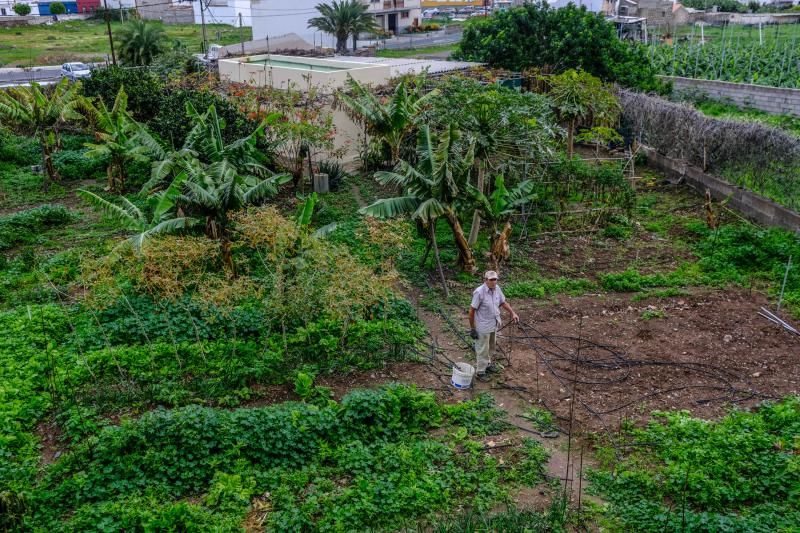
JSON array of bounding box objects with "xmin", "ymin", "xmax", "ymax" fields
[
  {"xmin": 49, "ymin": 2, "xmax": 66, "ymax": 15},
  {"xmin": 13, "ymin": 3, "xmax": 31, "ymax": 16},
  {"xmin": 52, "ymin": 149, "xmax": 106, "ymax": 181},
  {"xmin": 455, "ymin": 2, "xmax": 663, "ymax": 91},
  {"xmin": 0, "ymin": 130, "xmax": 40, "ymax": 166},
  {"xmin": 0, "ymin": 205, "xmax": 76, "ymax": 251},
  {"xmin": 317, "ymin": 159, "xmax": 350, "ymax": 191},
  {"xmin": 150, "ymin": 88, "xmax": 256, "ymax": 148},
  {"xmin": 81, "ymin": 66, "xmax": 164, "ymax": 122}
]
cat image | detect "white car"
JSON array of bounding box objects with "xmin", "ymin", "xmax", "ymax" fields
[{"xmin": 60, "ymin": 62, "xmax": 92, "ymax": 81}]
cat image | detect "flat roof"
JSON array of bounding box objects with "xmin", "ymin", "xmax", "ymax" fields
[{"xmin": 331, "ymin": 56, "xmax": 481, "ymax": 77}]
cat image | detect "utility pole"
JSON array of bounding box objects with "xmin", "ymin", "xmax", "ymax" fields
[
  {"xmin": 239, "ymin": 12, "xmax": 245, "ymax": 56},
  {"xmin": 199, "ymin": 0, "xmax": 208, "ymax": 58},
  {"xmin": 118, "ymin": 0, "xmax": 124, "ymax": 23},
  {"xmin": 103, "ymin": 0, "xmax": 116, "ymax": 65}
]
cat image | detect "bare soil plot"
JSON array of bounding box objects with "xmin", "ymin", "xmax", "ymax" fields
[{"xmin": 484, "ymin": 288, "xmax": 799, "ymax": 432}]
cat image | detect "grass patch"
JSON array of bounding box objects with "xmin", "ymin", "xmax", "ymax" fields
[
  {"xmin": 694, "ymin": 99, "xmax": 800, "ymax": 137},
  {"xmin": 0, "ymin": 20, "xmax": 250, "ymax": 66}
]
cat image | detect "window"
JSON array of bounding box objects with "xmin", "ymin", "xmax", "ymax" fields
[{"xmin": 401, "ymin": 11, "xmax": 408, "ymax": 18}]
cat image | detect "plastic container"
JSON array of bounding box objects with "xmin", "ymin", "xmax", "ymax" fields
[{"xmin": 451, "ymin": 362, "xmax": 475, "ymax": 389}]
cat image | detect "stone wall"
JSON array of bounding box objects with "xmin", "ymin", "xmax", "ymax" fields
[
  {"xmin": 663, "ymin": 76, "xmax": 800, "ymax": 117},
  {"xmin": 643, "ymin": 146, "xmax": 800, "ymax": 232}
]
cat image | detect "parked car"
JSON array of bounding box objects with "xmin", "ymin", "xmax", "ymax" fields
[
  {"xmin": 60, "ymin": 62, "xmax": 92, "ymax": 81},
  {"xmin": 194, "ymin": 43, "xmax": 224, "ymax": 65}
]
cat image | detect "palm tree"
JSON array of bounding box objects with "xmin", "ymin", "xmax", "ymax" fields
[
  {"xmin": 471, "ymin": 175, "xmax": 536, "ymax": 269},
  {"xmin": 336, "ymin": 76, "xmax": 438, "ymax": 166},
  {"xmin": 547, "ymin": 69, "xmax": 620, "ymax": 158},
  {"xmin": 117, "ymin": 20, "xmax": 166, "ymax": 66},
  {"xmin": 0, "ymin": 79, "xmax": 81, "ymax": 190},
  {"xmin": 308, "ymin": 0, "xmax": 377, "ymax": 54},
  {"xmin": 81, "ymin": 87, "xmax": 158, "ymax": 192},
  {"xmin": 361, "ymin": 124, "xmax": 477, "ymax": 272}
]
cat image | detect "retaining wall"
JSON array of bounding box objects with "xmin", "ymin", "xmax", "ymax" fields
[
  {"xmin": 642, "ymin": 146, "xmax": 800, "ymax": 232},
  {"xmin": 662, "ymin": 76, "xmax": 800, "ymax": 117}
]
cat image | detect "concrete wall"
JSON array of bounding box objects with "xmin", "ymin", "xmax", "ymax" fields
[
  {"xmin": 664, "ymin": 76, "xmax": 800, "ymax": 117},
  {"xmin": 643, "ymin": 146, "xmax": 800, "ymax": 232},
  {"xmin": 218, "ymin": 54, "xmax": 392, "ymax": 92}
]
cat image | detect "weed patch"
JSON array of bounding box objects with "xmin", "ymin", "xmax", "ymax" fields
[{"xmin": 588, "ymin": 398, "xmax": 800, "ymax": 531}]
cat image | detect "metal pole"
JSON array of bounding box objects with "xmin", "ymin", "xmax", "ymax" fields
[
  {"xmin": 118, "ymin": 0, "xmax": 124, "ymax": 23},
  {"xmin": 777, "ymin": 256, "xmax": 792, "ymax": 313},
  {"xmin": 199, "ymin": 0, "xmax": 208, "ymax": 59},
  {"xmin": 239, "ymin": 12, "xmax": 245, "ymax": 56},
  {"xmin": 103, "ymin": 0, "xmax": 116, "ymax": 66}
]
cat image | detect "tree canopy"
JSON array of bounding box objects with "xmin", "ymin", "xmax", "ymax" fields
[{"xmin": 454, "ymin": 1, "xmax": 663, "ymax": 92}]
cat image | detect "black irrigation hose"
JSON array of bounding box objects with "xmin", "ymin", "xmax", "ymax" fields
[{"xmin": 501, "ymin": 320, "xmax": 775, "ymax": 418}]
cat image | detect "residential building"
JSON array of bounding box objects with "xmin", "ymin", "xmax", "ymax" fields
[{"xmin": 251, "ymin": 0, "xmax": 421, "ymax": 47}]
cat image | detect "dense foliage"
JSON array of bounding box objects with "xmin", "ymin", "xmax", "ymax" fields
[
  {"xmin": 7, "ymin": 383, "xmax": 550, "ymax": 531},
  {"xmin": 455, "ymin": 2, "xmax": 663, "ymax": 91},
  {"xmin": 590, "ymin": 398, "xmax": 800, "ymax": 531}
]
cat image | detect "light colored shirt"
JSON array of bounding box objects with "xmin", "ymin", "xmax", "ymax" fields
[{"xmin": 471, "ymin": 283, "xmax": 506, "ymax": 334}]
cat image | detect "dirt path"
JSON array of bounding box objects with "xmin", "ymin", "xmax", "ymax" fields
[
  {"xmin": 350, "ymin": 185, "xmax": 367, "ymax": 209},
  {"xmin": 402, "ymin": 287, "xmax": 600, "ymax": 511}
]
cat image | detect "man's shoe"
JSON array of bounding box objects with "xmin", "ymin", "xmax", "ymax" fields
[
  {"xmin": 475, "ymin": 372, "xmax": 491, "ymax": 382},
  {"xmin": 485, "ymin": 362, "xmax": 503, "ymax": 375}
]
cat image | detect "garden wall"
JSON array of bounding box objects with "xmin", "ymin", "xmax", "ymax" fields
[
  {"xmin": 662, "ymin": 76, "xmax": 800, "ymax": 117},
  {"xmin": 643, "ymin": 146, "xmax": 800, "ymax": 232}
]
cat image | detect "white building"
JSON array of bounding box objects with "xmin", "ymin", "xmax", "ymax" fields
[{"xmin": 250, "ymin": 0, "xmax": 421, "ymax": 47}]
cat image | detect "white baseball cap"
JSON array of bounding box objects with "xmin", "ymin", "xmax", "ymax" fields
[{"xmin": 484, "ymin": 270, "xmax": 499, "ymax": 280}]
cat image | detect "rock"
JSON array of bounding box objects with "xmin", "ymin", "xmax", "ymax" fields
[
  {"xmin": 752, "ymin": 372, "xmax": 761, "ymax": 377},
  {"xmin": 723, "ymin": 334, "xmax": 733, "ymax": 343}
]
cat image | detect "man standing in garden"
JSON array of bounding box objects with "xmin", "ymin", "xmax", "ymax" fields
[{"xmin": 469, "ymin": 271, "xmax": 519, "ymax": 378}]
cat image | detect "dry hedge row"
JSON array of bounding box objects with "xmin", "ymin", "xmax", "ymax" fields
[{"xmin": 619, "ymin": 89, "xmax": 800, "ymax": 172}]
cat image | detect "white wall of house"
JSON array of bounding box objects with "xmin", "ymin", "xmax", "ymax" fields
[{"xmin": 0, "ymin": 1, "xmax": 41, "ymax": 15}]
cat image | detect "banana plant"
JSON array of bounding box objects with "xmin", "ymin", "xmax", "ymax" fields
[
  {"xmin": 295, "ymin": 192, "xmax": 337, "ymax": 238},
  {"xmin": 361, "ymin": 124, "xmax": 477, "ymax": 272},
  {"xmin": 80, "ymin": 87, "xmax": 159, "ymax": 193},
  {"xmin": 0, "ymin": 79, "xmax": 82, "ymax": 190},
  {"xmin": 336, "ymin": 76, "xmax": 439, "ymax": 166},
  {"xmin": 77, "ymin": 172, "xmax": 194, "ymax": 249},
  {"xmin": 470, "ymin": 175, "xmax": 536, "ymax": 269}
]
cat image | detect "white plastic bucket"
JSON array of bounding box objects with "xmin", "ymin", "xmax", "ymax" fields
[{"xmin": 451, "ymin": 362, "xmax": 476, "ymax": 389}]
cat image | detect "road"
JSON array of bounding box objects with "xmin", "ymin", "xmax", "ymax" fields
[
  {"xmin": 0, "ymin": 66, "xmax": 63, "ymax": 87},
  {"xmin": 376, "ymin": 29, "xmax": 463, "ymax": 50}
]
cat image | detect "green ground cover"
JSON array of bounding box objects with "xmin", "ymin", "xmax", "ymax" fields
[
  {"xmin": 692, "ymin": 98, "xmax": 800, "ymax": 137},
  {"xmin": 8, "ymin": 385, "xmax": 553, "ymax": 531},
  {"xmin": 0, "ymin": 20, "xmax": 250, "ymax": 66},
  {"xmin": 589, "ymin": 397, "xmax": 800, "ymax": 531},
  {"xmin": 1, "ymin": 65, "xmax": 799, "ymax": 531}
]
